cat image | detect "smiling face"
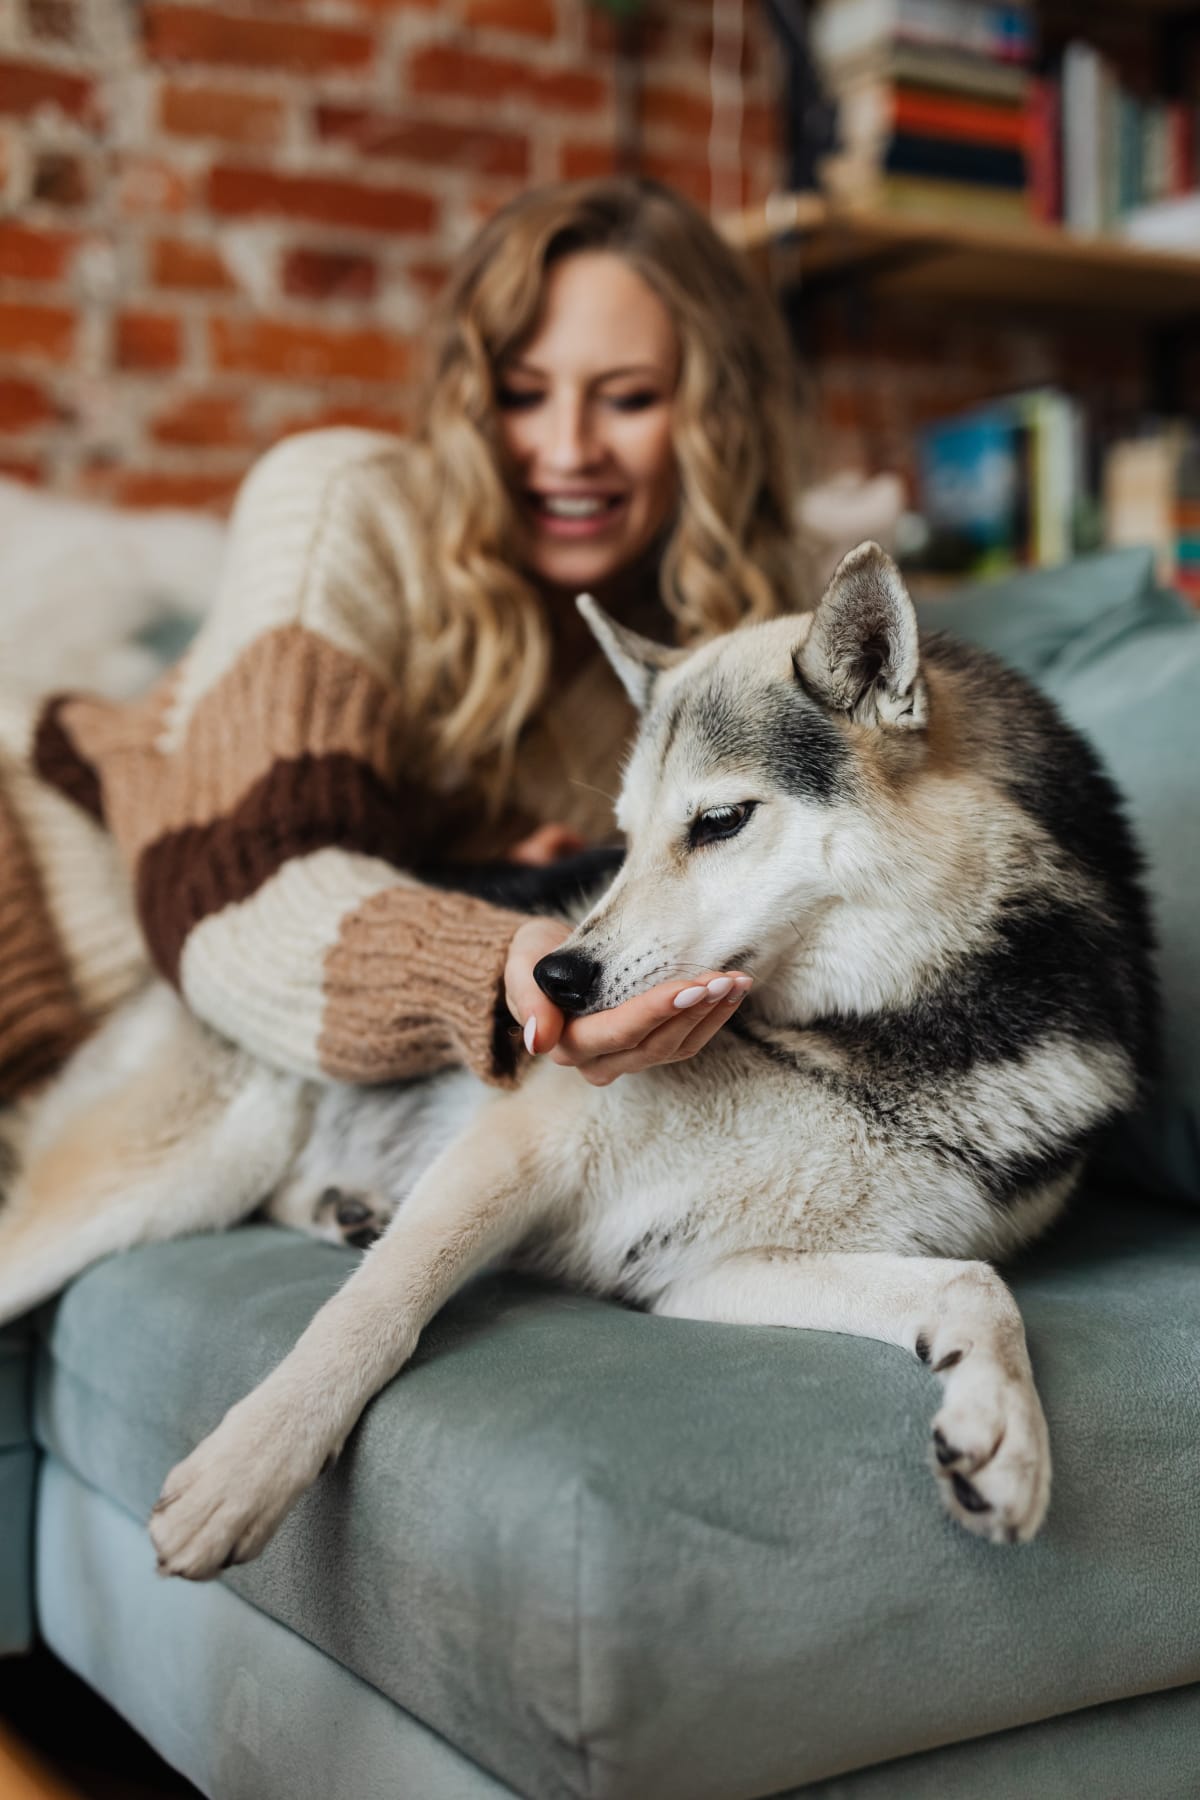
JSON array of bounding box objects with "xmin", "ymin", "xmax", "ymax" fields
[{"xmin": 496, "ymin": 250, "xmax": 681, "ymax": 591}]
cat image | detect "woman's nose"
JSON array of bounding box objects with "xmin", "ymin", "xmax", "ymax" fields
[{"xmin": 544, "ymin": 395, "xmax": 599, "ymax": 471}]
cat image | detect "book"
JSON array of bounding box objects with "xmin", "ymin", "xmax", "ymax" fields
[
  {"xmin": 1103, "ymin": 426, "xmax": 1200, "ymax": 597},
  {"xmin": 884, "ymin": 130, "xmax": 1026, "ymax": 187},
  {"xmin": 821, "ymin": 163, "xmax": 1033, "ymax": 225},
  {"xmin": 1027, "ymin": 75, "xmax": 1061, "ymax": 224},
  {"xmin": 813, "ymin": 0, "xmax": 1034, "ymax": 69},
  {"xmin": 846, "ymin": 41, "xmax": 1030, "ymax": 101},
  {"xmin": 1061, "ymin": 40, "xmax": 1105, "ymax": 233},
  {"xmin": 891, "ymin": 88, "xmax": 1028, "ymax": 148},
  {"xmin": 1118, "ymin": 191, "xmax": 1200, "ymax": 248},
  {"xmin": 917, "ymin": 390, "xmax": 1085, "ymax": 573}
]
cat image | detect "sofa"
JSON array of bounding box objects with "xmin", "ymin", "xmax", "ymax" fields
[{"xmin": 3, "ymin": 547, "xmax": 1199, "ymax": 1799}]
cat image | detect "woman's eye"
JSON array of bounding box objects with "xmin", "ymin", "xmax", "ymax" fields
[
  {"xmin": 607, "ymin": 390, "xmax": 660, "ymax": 413},
  {"xmin": 496, "ymin": 386, "xmax": 542, "ymax": 411},
  {"xmin": 689, "ymin": 802, "xmax": 756, "ymax": 849}
]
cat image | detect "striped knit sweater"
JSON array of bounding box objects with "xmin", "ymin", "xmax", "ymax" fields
[{"xmin": 0, "ymin": 429, "xmax": 640, "ymax": 1103}]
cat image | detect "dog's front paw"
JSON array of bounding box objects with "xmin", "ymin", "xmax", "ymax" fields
[
  {"xmin": 927, "ymin": 1340, "xmax": 1051, "ymax": 1546},
  {"xmin": 313, "ymin": 1185, "xmax": 393, "ymax": 1250},
  {"xmin": 149, "ymin": 1405, "xmax": 321, "ymax": 1580}
]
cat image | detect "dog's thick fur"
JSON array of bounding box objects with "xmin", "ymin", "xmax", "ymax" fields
[{"xmin": 0, "ymin": 545, "xmax": 1155, "ymax": 1569}]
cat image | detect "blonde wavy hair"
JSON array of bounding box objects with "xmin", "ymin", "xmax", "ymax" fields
[{"xmin": 405, "ymin": 177, "xmax": 812, "ymax": 810}]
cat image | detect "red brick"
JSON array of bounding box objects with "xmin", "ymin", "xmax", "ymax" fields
[
  {"xmin": 271, "ymin": 401, "xmax": 409, "ymax": 440},
  {"xmin": 31, "ymin": 149, "xmax": 91, "ymax": 207},
  {"xmin": 742, "ymin": 102, "xmax": 779, "ymax": 152},
  {"xmin": 558, "ymin": 141, "xmax": 618, "ymax": 182},
  {"xmin": 117, "ymin": 156, "xmax": 194, "ymax": 215},
  {"xmin": 281, "ymin": 247, "xmax": 378, "ymax": 302},
  {"xmin": 208, "ymin": 165, "xmax": 435, "ymax": 235},
  {"xmin": 463, "ymin": 0, "xmax": 557, "ymax": 37},
  {"xmin": 0, "ymin": 221, "xmax": 75, "ymax": 281},
  {"xmin": 144, "ymin": 6, "xmax": 373, "ymax": 76},
  {"xmin": 0, "ymin": 455, "xmax": 42, "ymax": 485},
  {"xmin": 0, "ymin": 57, "xmax": 93, "ymax": 120},
  {"xmin": 639, "ymin": 153, "xmax": 710, "ymax": 208},
  {"xmin": 315, "ymin": 107, "xmax": 528, "ymax": 178},
  {"xmin": 26, "ymin": 0, "xmax": 78, "ymax": 42},
  {"xmin": 641, "ymin": 84, "xmax": 710, "ymax": 140},
  {"xmin": 110, "ymin": 469, "xmax": 244, "ymax": 512},
  {"xmin": 0, "ymin": 375, "xmax": 57, "ymax": 431},
  {"xmin": 405, "ymin": 260, "xmax": 450, "ymax": 298},
  {"xmin": 210, "ymin": 316, "xmax": 412, "ymax": 383},
  {"xmin": 0, "ymin": 300, "xmax": 74, "ymax": 363},
  {"xmin": 150, "ymin": 236, "xmax": 234, "ymax": 292},
  {"xmin": 151, "ymin": 391, "xmax": 252, "ymax": 447},
  {"xmin": 161, "ymin": 81, "xmax": 285, "ymax": 147},
  {"xmin": 115, "ymin": 311, "xmax": 183, "ymax": 371},
  {"xmin": 408, "ymin": 46, "xmax": 605, "ymax": 113},
  {"xmin": 691, "ymin": 23, "xmax": 762, "ymax": 79},
  {"xmin": 585, "ymin": 9, "xmax": 668, "ymax": 54}
]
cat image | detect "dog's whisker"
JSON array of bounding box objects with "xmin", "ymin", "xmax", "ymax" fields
[{"xmin": 567, "ymin": 777, "xmax": 619, "ymax": 806}]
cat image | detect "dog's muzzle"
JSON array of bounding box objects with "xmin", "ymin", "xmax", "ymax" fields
[{"xmin": 534, "ymin": 950, "xmax": 601, "ymax": 1015}]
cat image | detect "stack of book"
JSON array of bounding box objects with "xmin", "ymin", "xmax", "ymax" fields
[
  {"xmin": 811, "ymin": 0, "xmax": 1035, "ymax": 226},
  {"xmin": 1104, "ymin": 429, "xmax": 1200, "ymax": 604},
  {"xmin": 1039, "ymin": 41, "xmax": 1200, "ymax": 233},
  {"xmin": 914, "ymin": 389, "xmax": 1089, "ymax": 575}
]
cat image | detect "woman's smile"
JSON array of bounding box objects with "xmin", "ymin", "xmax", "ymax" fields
[{"xmin": 498, "ymin": 250, "xmax": 679, "ymax": 589}]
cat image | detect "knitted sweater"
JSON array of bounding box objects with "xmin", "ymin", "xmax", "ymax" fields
[{"xmin": 0, "ymin": 429, "xmax": 640, "ymax": 1103}]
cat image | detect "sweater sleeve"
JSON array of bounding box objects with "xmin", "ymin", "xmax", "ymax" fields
[{"xmin": 38, "ymin": 430, "xmax": 530, "ymax": 1088}]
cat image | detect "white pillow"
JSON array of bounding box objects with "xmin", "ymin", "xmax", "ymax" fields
[{"xmin": 0, "ymin": 479, "xmax": 226, "ymax": 699}]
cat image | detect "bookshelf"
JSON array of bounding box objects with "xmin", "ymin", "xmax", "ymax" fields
[{"xmin": 724, "ymin": 193, "xmax": 1200, "ymax": 321}]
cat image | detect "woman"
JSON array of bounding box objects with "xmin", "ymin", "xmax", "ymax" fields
[{"xmin": 0, "ymin": 178, "xmax": 811, "ymax": 1167}]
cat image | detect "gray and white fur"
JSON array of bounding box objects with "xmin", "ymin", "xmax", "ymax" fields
[{"xmin": 0, "ymin": 544, "xmax": 1156, "ymax": 1570}]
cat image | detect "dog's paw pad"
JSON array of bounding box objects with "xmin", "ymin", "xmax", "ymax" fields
[
  {"xmin": 930, "ymin": 1357, "xmax": 1051, "ymax": 1546},
  {"xmin": 315, "ymin": 1186, "xmax": 391, "ymax": 1250}
]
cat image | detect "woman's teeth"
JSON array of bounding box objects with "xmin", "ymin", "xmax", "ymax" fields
[{"xmin": 539, "ymin": 495, "xmax": 618, "ymax": 518}]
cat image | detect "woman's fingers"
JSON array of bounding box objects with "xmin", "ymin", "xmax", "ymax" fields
[
  {"xmin": 549, "ymin": 972, "xmax": 752, "ymax": 1073},
  {"xmin": 506, "ymin": 823, "xmax": 589, "ymax": 867},
  {"xmin": 504, "ymin": 918, "xmax": 572, "ymax": 1055},
  {"xmin": 573, "ymin": 981, "xmax": 750, "ymax": 1085}
]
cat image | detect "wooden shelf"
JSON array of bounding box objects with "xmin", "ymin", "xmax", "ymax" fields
[{"xmin": 725, "ymin": 193, "xmax": 1200, "ymax": 321}]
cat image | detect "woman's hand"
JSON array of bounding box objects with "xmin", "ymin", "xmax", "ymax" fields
[
  {"xmin": 504, "ymin": 917, "xmax": 752, "ymax": 1087},
  {"xmin": 506, "ymin": 822, "xmax": 588, "ymax": 866}
]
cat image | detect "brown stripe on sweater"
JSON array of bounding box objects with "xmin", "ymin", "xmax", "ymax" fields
[
  {"xmin": 32, "ymin": 695, "xmax": 106, "ymax": 824},
  {"xmin": 55, "ymin": 625, "xmax": 415, "ymax": 866},
  {"xmin": 0, "ymin": 773, "xmax": 89, "ymax": 1101},
  {"xmin": 137, "ymin": 750, "xmax": 459, "ymax": 984}
]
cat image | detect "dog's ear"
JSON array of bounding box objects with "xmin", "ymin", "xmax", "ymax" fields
[
  {"xmin": 794, "ymin": 542, "xmax": 926, "ymax": 730},
  {"xmin": 577, "ymin": 593, "xmax": 684, "ymax": 712}
]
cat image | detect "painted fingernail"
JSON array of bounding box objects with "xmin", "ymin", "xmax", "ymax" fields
[
  {"xmin": 524, "ymin": 1016, "xmax": 538, "ymax": 1054},
  {"xmin": 733, "ymin": 975, "xmax": 754, "ymax": 991},
  {"xmin": 706, "ymin": 976, "xmax": 734, "ymax": 1000},
  {"xmin": 674, "ymin": 985, "xmax": 707, "ymax": 1009}
]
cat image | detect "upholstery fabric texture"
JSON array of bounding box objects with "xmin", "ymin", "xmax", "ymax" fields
[
  {"xmin": 37, "ymin": 1456, "xmax": 1200, "ymax": 1800},
  {"xmin": 32, "ymin": 1191, "xmax": 1200, "ymax": 1800}
]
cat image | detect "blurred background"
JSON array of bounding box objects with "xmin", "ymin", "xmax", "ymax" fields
[{"xmin": 0, "ymin": 0, "xmax": 1197, "ymax": 592}]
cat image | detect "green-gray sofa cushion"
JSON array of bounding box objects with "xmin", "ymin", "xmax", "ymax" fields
[
  {"xmin": 32, "ymin": 1198, "xmax": 1200, "ymax": 1800},
  {"xmin": 919, "ymin": 551, "xmax": 1200, "ymax": 1204},
  {"xmin": 36, "ymin": 1454, "xmax": 1200, "ymax": 1800},
  {"xmin": 0, "ymin": 1319, "xmax": 36, "ymax": 1653}
]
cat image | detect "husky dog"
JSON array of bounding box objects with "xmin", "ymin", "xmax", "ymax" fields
[{"xmin": 0, "ymin": 545, "xmax": 1155, "ymax": 1573}]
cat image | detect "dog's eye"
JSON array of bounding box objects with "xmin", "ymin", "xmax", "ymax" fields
[{"xmin": 689, "ymin": 802, "xmax": 755, "ymax": 849}]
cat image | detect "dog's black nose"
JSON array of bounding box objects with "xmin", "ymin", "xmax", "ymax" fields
[{"xmin": 534, "ymin": 951, "xmax": 601, "ymax": 1014}]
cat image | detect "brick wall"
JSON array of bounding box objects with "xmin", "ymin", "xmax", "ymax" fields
[{"xmin": 0, "ymin": 0, "xmax": 782, "ymax": 506}]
